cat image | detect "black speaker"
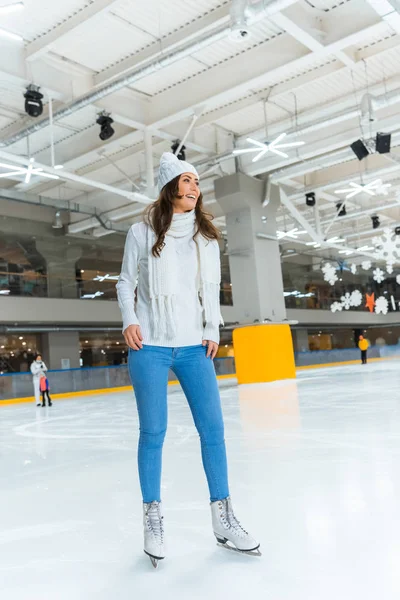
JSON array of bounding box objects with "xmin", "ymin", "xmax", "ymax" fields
[
  {"xmin": 350, "ymin": 139, "xmax": 369, "ymax": 161},
  {"xmin": 336, "ymin": 202, "xmax": 346, "ymax": 217},
  {"xmin": 376, "ymin": 132, "xmax": 391, "ymax": 154},
  {"xmin": 395, "ymin": 226, "xmax": 400, "ymax": 236},
  {"xmin": 305, "ymin": 192, "xmax": 316, "ymax": 207},
  {"xmin": 371, "ymin": 215, "xmax": 380, "ymax": 229}
]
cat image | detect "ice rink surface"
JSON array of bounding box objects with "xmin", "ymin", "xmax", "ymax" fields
[{"xmin": 1, "ymin": 359, "xmax": 400, "ymax": 600}]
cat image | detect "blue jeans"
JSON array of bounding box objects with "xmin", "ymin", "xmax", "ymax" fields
[{"xmin": 128, "ymin": 344, "xmax": 230, "ymax": 503}]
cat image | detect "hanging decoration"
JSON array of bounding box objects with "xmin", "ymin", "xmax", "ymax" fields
[
  {"xmin": 0, "ymin": 158, "xmax": 60, "ymax": 183},
  {"xmin": 93, "ymin": 274, "xmax": 120, "ymax": 282},
  {"xmin": 365, "ymin": 293, "xmax": 375, "ymax": 313},
  {"xmin": 372, "ymin": 267, "xmax": 386, "ymax": 283},
  {"xmin": 233, "ymin": 133, "xmax": 305, "ymax": 162},
  {"xmin": 373, "ymin": 227, "xmax": 400, "ymax": 272},
  {"xmin": 81, "ymin": 291, "xmax": 104, "ymax": 299},
  {"xmin": 321, "ymin": 262, "xmax": 338, "ymax": 286},
  {"xmin": 330, "ymin": 301, "xmax": 343, "ymax": 313},
  {"xmin": 361, "ymin": 260, "xmax": 372, "ymax": 271},
  {"xmin": 375, "ymin": 296, "xmax": 389, "ymax": 315},
  {"xmin": 341, "ymin": 293, "xmax": 352, "ymax": 310},
  {"xmin": 334, "ymin": 179, "xmax": 391, "ymax": 199},
  {"xmin": 350, "ymin": 290, "xmax": 363, "ymax": 307}
]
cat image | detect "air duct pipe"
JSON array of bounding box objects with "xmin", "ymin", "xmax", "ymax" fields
[{"xmin": 1, "ymin": 0, "xmax": 297, "ymax": 148}]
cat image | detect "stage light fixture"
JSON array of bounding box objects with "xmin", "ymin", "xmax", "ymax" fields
[
  {"xmin": 376, "ymin": 132, "xmax": 391, "ymax": 154},
  {"xmin": 96, "ymin": 112, "xmax": 115, "ymax": 141},
  {"xmin": 350, "ymin": 139, "xmax": 369, "ymax": 161},
  {"xmin": 24, "ymin": 84, "xmax": 43, "ymax": 118},
  {"xmin": 371, "ymin": 215, "xmax": 380, "ymax": 229},
  {"xmin": 305, "ymin": 192, "xmax": 316, "ymax": 207},
  {"xmin": 336, "ymin": 202, "xmax": 346, "ymax": 217},
  {"xmin": 171, "ymin": 140, "xmax": 186, "ymax": 161},
  {"xmin": 395, "ymin": 226, "xmax": 400, "ymax": 236}
]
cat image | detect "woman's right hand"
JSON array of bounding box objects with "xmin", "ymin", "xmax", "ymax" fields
[{"xmin": 123, "ymin": 324, "xmax": 143, "ymax": 351}]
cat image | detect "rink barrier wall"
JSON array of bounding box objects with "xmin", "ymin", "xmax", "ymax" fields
[
  {"xmin": 0, "ymin": 357, "xmax": 236, "ymax": 403},
  {"xmin": 1, "ymin": 348, "xmax": 399, "ymax": 405}
]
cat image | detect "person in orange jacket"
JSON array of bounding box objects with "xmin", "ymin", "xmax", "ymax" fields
[{"xmin": 358, "ymin": 335, "xmax": 369, "ymax": 365}]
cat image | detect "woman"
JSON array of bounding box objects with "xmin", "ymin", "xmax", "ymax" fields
[
  {"xmin": 117, "ymin": 152, "xmax": 260, "ymax": 567},
  {"xmin": 30, "ymin": 353, "xmax": 48, "ymax": 407}
]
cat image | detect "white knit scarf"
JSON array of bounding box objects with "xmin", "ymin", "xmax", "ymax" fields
[{"xmin": 147, "ymin": 210, "xmax": 220, "ymax": 339}]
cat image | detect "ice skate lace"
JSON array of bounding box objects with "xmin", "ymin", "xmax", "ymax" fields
[
  {"xmin": 145, "ymin": 502, "xmax": 164, "ymax": 544},
  {"xmin": 219, "ymin": 500, "xmax": 249, "ymax": 539}
]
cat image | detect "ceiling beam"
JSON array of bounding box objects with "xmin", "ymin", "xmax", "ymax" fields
[
  {"xmin": 94, "ymin": 4, "xmax": 231, "ymax": 87},
  {"xmin": 26, "ymin": 0, "xmax": 124, "ymax": 62},
  {"xmin": 148, "ymin": 22, "xmax": 386, "ymax": 130},
  {"xmin": 270, "ymin": 12, "xmax": 355, "ymax": 67}
]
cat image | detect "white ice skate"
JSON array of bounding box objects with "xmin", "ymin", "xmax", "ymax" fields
[
  {"xmin": 211, "ymin": 497, "xmax": 261, "ymax": 556},
  {"xmin": 143, "ymin": 501, "xmax": 165, "ymax": 568}
]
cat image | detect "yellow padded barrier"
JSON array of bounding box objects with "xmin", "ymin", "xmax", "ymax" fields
[{"xmin": 233, "ymin": 323, "xmax": 296, "ymax": 384}]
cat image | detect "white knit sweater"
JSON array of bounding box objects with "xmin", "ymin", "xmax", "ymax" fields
[{"xmin": 116, "ymin": 221, "xmax": 221, "ymax": 346}]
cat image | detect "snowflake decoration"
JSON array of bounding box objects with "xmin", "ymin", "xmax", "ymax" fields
[
  {"xmin": 361, "ymin": 260, "xmax": 372, "ymax": 271},
  {"xmin": 350, "ymin": 290, "xmax": 363, "ymax": 307},
  {"xmin": 321, "ymin": 262, "xmax": 338, "ymax": 286},
  {"xmin": 397, "ymin": 275, "xmax": 400, "ymax": 285},
  {"xmin": 373, "ymin": 267, "xmax": 386, "ymax": 284},
  {"xmin": 335, "ymin": 179, "xmax": 391, "ymax": 199},
  {"xmin": 350, "ymin": 263, "xmax": 357, "ymax": 275},
  {"xmin": 330, "ymin": 301, "xmax": 343, "ymax": 313},
  {"xmin": 373, "ymin": 227, "xmax": 400, "ymax": 269},
  {"xmin": 386, "ymin": 261, "xmax": 394, "ymax": 275},
  {"xmin": 375, "ymin": 296, "xmax": 389, "ymax": 315},
  {"xmin": 341, "ymin": 293, "xmax": 352, "ymax": 310},
  {"xmin": 233, "ymin": 133, "xmax": 305, "ymax": 162}
]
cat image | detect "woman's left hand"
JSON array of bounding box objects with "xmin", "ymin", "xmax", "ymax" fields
[{"xmin": 202, "ymin": 340, "xmax": 218, "ymax": 360}]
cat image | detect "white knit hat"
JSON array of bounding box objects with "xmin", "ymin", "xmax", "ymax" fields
[{"xmin": 158, "ymin": 152, "xmax": 199, "ymax": 192}]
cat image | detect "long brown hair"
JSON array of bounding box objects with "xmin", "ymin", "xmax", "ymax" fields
[{"xmin": 144, "ymin": 175, "xmax": 220, "ymax": 257}]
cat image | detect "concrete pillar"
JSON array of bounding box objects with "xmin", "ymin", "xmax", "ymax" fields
[
  {"xmin": 293, "ymin": 329, "xmax": 309, "ymax": 352},
  {"xmin": 36, "ymin": 241, "xmax": 82, "ymax": 299},
  {"xmin": 214, "ymin": 172, "xmax": 286, "ymax": 323},
  {"xmin": 215, "ymin": 173, "xmax": 296, "ymax": 384},
  {"xmin": 41, "ymin": 331, "xmax": 80, "ymax": 370}
]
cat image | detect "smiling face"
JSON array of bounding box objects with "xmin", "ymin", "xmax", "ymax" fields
[{"xmin": 173, "ymin": 172, "xmax": 200, "ymax": 213}]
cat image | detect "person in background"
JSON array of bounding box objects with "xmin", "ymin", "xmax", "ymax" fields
[
  {"xmin": 30, "ymin": 354, "xmax": 48, "ymax": 406},
  {"xmin": 358, "ymin": 335, "xmax": 369, "ymax": 365},
  {"xmin": 40, "ymin": 372, "xmax": 52, "ymax": 407}
]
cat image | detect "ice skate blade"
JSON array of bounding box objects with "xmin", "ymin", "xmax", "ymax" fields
[
  {"xmin": 144, "ymin": 550, "xmax": 165, "ymax": 569},
  {"xmin": 216, "ymin": 540, "xmax": 262, "ymax": 557}
]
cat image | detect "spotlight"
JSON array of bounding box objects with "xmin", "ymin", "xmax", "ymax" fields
[
  {"xmin": 350, "ymin": 139, "xmax": 369, "ymax": 161},
  {"xmin": 395, "ymin": 226, "xmax": 400, "ymax": 236},
  {"xmin": 171, "ymin": 140, "xmax": 186, "ymax": 161},
  {"xmin": 24, "ymin": 84, "xmax": 43, "ymax": 118},
  {"xmin": 371, "ymin": 215, "xmax": 380, "ymax": 229},
  {"xmin": 376, "ymin": 132, "xmax": 391, "ymax": 154},
  {"xmin": 96, "ymin": 112, "xmax": 114, "ymax": 141},
  {"xmin": 305, "ymin": 192, "xmax": 316, "ymax": 207},
  {"xmin": 336, "ymin": 202, "xmax": 346, "ymax": 217}
]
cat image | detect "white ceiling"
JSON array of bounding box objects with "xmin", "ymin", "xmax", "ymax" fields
[{"xmin": 0, "ymin": 0, "xmax": 399, "ymax": 264}]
